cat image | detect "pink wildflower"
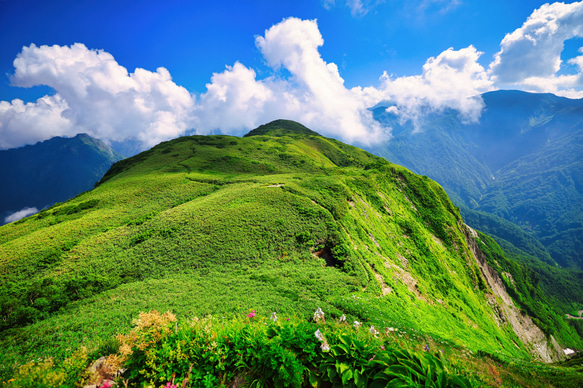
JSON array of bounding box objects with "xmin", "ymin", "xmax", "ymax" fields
[
  {"xmin": 248, "ymin": 310, "xmax": 256, "ymax": 319},
  {"xmin": 380, "ymin": 345, "xmax": 385, "ymax": 351},
  {"xmin": 164, "ymin": 383, "xmax": 178, "ymax": 388},
  {"xmin": 99, "ymin": 381, "xmax": 113, "ymax": 388}
]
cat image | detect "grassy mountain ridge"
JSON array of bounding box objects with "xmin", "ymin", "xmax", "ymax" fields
[{"xmin": 1, "ymin": 121, "xmax": 581, "ymax": 386}]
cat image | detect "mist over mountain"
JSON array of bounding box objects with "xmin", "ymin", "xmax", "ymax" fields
[
  {"xmin": 0, "ymin": 134, "xmax": 123, "ymax": 224},
  {"xmin": 370, "ymin": 90, "xmax": 583, "ymax": 272}
]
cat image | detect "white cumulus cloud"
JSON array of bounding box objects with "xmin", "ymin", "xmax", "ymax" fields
[
  {"xmin": 2, "ymin": 43, "xmax": 195, "ymax": 150},
  {"xmin": 7, "ymin": 5, "xmax": 583, "ymax": 151},
  {"xmin": 489, "ymin": 1, "xmax": 583, "ymax": 96},
  {"xmin": 357, "ymin": 45, "xmax": 493, "ymax": 126},
  {"xmin": 4, "ymin": 207, "xmax": 38, "ymax": 224},
  {"xmin": 195, "ymin": 17, "xmax": 386, "ymax": 145},
  {"xmin": 0, "ymin": 95, "xmax": 72, "ymax": 149}
]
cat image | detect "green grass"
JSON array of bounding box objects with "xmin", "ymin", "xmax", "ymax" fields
[{"xmin": 1, "ymin": 125, "xmax": 581, "ymax": 386}]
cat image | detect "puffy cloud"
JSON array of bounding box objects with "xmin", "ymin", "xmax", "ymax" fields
[
  {"xmin": 255, "ymin": 18, "xmax": 383, "ymax": 143},
  {"xmin": 4, "ymin": 207, "xmax": 38, "ymax": 224},
  {"xmin": 489, "ymin": 1, "xmax": 583, "ymax": 96},
  {"xmin": 195, "ymin": 19, "xmax": 490, "ymax": 139},
  {"xmin": 1, "ymin": 17, "xmax": 498, "ymax": 149},
  {"xmin": 358, "ymin": 45, "xmax": 493, "ymax": 125},
  {"xmin": 193, "ymin": 62, "xmax": 278, "ymax": 133},
  {"xmin": 2, "ymin": 43, "xmax": 195, "ymax": 150},
  {"xmin": 0, "ymin": 95, "xmax": 72, "ymax": 149},
  {"xmin": 195, "ymin": 17, "xmax": 386, "ymax": 144},
  {"xmin": 2, "ymin": 18, "xmax": 500, "ymax": 150}
]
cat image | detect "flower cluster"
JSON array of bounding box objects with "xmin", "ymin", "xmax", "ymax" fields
[
  {"xmin": 270, "ymin": 312, "xmax": 277, "ymax": 322},
  {"xmin": 314, "ymin": 329, "xmax": 330, "ymax": 352},
  {"xmin": 353, "ymin": 320, "xmax": 362, "ymax": 329},
  {"xmin": 369, "ymin": 325, "xmax": 379, "ymax": 337},
  {"xmin": 313, "ymin": 307, "xmax": 325, "ymax": 323},
  {"xmin": 247, "ymin": 310, "xmax": 256, "ymax": 319},
  {"xmin": 339, "ymin": 314, "xmax": 346, "ymax": 323}
]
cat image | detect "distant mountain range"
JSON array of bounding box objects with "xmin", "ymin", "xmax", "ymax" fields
[
  {"xmin": 369, "ymin": 90, "xmax": 583, "ymax": 272},
  {"xmin": 0, "ymin": 133, "xmax": 123, "ymax": 224}
]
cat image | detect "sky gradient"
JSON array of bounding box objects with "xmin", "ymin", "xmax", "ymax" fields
[{"xmin": 1, "ymin": 0, "xmax": 582, "ymax": 150}]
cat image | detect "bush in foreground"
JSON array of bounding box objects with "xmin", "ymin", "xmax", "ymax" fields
[{"xmin": 5, "ymin": 309, "xmax": 479, "ymax": 388}]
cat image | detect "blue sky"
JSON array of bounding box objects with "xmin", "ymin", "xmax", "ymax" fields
[{"xmin": 1, "ymin": 0, "xmax": 582, "ymax": 149}]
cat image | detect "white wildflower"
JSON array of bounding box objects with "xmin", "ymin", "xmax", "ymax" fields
[
  {"xmin": 370, "ymin": 325, "xmax": 379, "ymax": 337},
  {"xmin": 339, "ymin": 314, "xmax": 346, "ymax": 323},
  {"xmin": 314, "ymin": 307, "xmax": 325, "ymax": 323},
  {"xmin": 315, "ymin": 329, "xmax": 325, "ymax": 342},
  {"xmin": 354, "ymin": 320, "xmax": 362, "ymax": 329},
  {"xmin": 270, "ymin": 312, "xmax": 277, "ymax": 322},
  {"xmin": 320, "ymin": 341, "xmax": 331, "ymax": 352}
]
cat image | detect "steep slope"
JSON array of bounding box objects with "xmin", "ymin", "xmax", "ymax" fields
[
  {"xmin": 370, "ymin": 90, "xmax": 583, "ymax": 271},
  {"xmin": 0, "ymin": 134, "xmax": 123, "ymax": 224},
  {"xmin": 0, "ymin": 120, "xmax": 580, "ymax": 384}
]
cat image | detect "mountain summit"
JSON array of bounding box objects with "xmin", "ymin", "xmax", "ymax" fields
[{"xmin": 243, "ymin": 119, "xmax": 321, "ymax": 138}]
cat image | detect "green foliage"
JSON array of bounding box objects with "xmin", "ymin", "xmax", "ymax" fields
[{"xmin": 91, "ymin": 311, "xmax": 480, "ymax": 388}]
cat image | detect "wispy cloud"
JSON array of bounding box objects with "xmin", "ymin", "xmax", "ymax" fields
[
  {"xmin": 321, "ymin": 0, "xmax": 385, "ymax": 17},
  {"xmin": 417, "ymin": 0, "xmax": 461, "ymax": 14},
  {"xmin": 4, "ymin": 207, "xmax": 38, "ymax": 224}
]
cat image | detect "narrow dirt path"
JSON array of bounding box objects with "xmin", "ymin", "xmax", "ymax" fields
[{"xmin": 565, "ymin": 310, "xmax": 583, "ymax": 320}]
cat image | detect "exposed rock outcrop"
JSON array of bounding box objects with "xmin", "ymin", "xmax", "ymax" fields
[{"xmin": 463, "ymin": 224, "xmax": 564, "ymax": 363}]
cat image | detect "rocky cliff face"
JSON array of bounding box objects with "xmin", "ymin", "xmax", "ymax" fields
[{"xmin": 463, "ymin": 224, "xmax": 564, "ymax": 362}]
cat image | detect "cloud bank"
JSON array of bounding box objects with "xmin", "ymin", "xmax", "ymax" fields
[
  {"xmin": 2, "ymin": 2, "xmax": 583, "ymax": 151},
  {"xmin": 358, "ymin": 45, "xmax": 493, "ymax": 125}
]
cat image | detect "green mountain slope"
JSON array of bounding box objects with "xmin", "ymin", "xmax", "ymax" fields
[
  {"xmin": 1, "ymin": 120, "xmax": 581, "ymax": 386},
  {"xmin": 370, "ymin": 90, "xmax": 583, "ymax": 325},
  {"xmin": 0, "ymin": 133, "xmax": 123, "ymax": 224}
]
